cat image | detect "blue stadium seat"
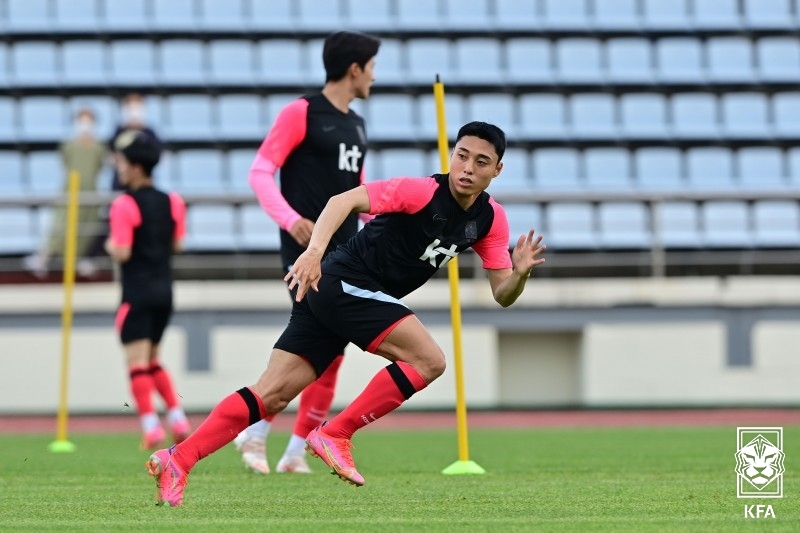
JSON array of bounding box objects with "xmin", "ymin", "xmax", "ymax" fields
[
  {"xmin": 643, "ymin": 0, "xmax": 689, "ymax": 29},
  {"xmin": 259, "ymin": 41, "xmax": 306, "ymax": 86},
  {"xmin": 656, "ymin": 202, "xmax": 701, "ymax": 248},
  {"xmin": 657, "ymin": 38, "xmax": 704, "ymax": 82},
  {"xmin": 159, "ymin": 40, "xmax": 206, "ymax": 85},
  {"xmin": 62, "ymin": 41, "xmax": 106, "ymax": 86},
  {"xmin": 757, "ymin": 38, "xmax": 800, "ymax": 82},
  {"xmin": 250, "ymin": 0, "xmax": 295, "ymax": 30},
  {"xmin": 466, "ymin": 94, "xmax": 517, "ymax": 138},
  {"xmin": 239, "ymin": 204, "xmax": 281, "ymax": 251},
  {"xmin": 584, "ymin": 148, "xmax": 632, "ymax": 190},
  {"xmin": 368, "ymin": 94, "xmax": 416, "ymax": 140},
  {"xmin": 505, "ymin": 39, "xmax": 553, "ymax": 84},
  {"xmin": 599, "ymin": 203, "xmax": 651, "ymax": 249},
  {"xmin": 142, "ymin": 95, "xmax": 165, "ymax": 131},
  {"xmin": 209, "ymin": 40, "xmax": 256, "ymax": 85},
  {"xmin": 109, "ymin": 41, "xmax": 156, "ymax": 85},
  {"xmin": 0, "ymin": 44, "xmax": 8, "ymax": 88},
  {"xmin": 68, "ymin": 96, "xmax": 117, "ymax": 139},
  {"xmin": 569, "ymin": 94, "xmax": 617, "ymax": 139},
  {"xmin": 543, "ymin": 0, "xmax": 589, "ymax": 29},
  {"xmin": 737, "ymin": 147, "xmax": 786, "ymax": 189},
  {"xmin": 707, "ymin": 38, "xmax": 754, "ymax": 82},
  {"xmin": 12, "ymin": 42, "xmax": 58, "ymax": 86},
  {"xmin": 152, "ymin": 150, "xmax": 176, "ymax": 191},
  {"xmin": 199, "ymin": 0, "xmax": 246, "ymax": 30},
  {"xmin": 151, "ymin": 0, "xmax": 197, "ymax": 31},
  {"xmin": 53, "ymin": 0, "xmax": 98, "ymax": 31},
  {"xmin": 298, "ymin": 0, "xmax": 344, "ymax": 29},
  {"xmin": 488, "ymin": 149, "xmax": 532, "ymax": 193},
  {"xmin": 102, "ymin": 0, "xmax": 148, "ymax": 30},
  {"xmin": 407, "ymin": 40, "xmax": 454, "ymax": 84},
  {"xmin": 166, "ymin": 95, "xmax": 214, "ymax": 141},
  {"xmin": 380, "ymin": 149, "xmax": 427, "ymax": 178},
  {"xmin": 557, "ymin": 39, "xmax": 602, "ymax": 83},
  {"xmin": 692, "ymin": 0, "xmax": 741, "ymax": 28},
  {"xmin": 20, "ymin": 97, "xmax": 67, "ymax": 141},
  {"xmin": 495, "ymin": 0, "xmax": 539, "ymax": 29},
  {"xmin": 396, "ymin": 0, "xmax": 442, "ymax": 29},
  {"xmin": 687, "ymin": 147, "xmax": 734, "ymax": 189},
  {"xmin": 444, "ymin": 0, "xmax": 491, "ymax": 30},
  {"xmin": 417, "ymin": 93, "xmax": 465, "ymax": 140},
  {"xmin": 790, "ymin": 148, "xmax": 800, "ymax": 186},
  {"xmin": 305, "ymin": 39, "xmax": 327, "ymax": 85},
  {"xmin": 703, "ymin": 201, "xmax": 751, "ymax": 248},
  {"xmin": 227, "ymin": 149, "xmax": 256, "ymax": 192},
  {"xmin": 753, "ymin": 201, "xmax": 800, "ymax": 247},
  {"xmin": 0, "ymin": 152, "xmax": 25, "ymax": 198},
  {"xmin": 218, "ymin": 94, "xmax": 264, "ymax": 140},
  {"xmin": 519, "ymin": 94, "xmax": 567, "ymax": 139},
  {"xmin": 545, "ymin": 203, "xmax": 596, "ymax": 249},
  {"xmin": 33, "ymin": 207, "xmax": 53, "ymax": 243},
  {"xmin": 593, "ymin": 0, "xmax": 640, "ymax": 29},
  {"xmin": 503, "ymin": 205, "xmax": 542, "ymax": 246},
  {"xmin": 364, "ymin": 150, "xmax": 383, "ymax": 180},
  {"xmin": 6, "ymin": 0, "xmax": 51, "ymax": 32},
  {"xmin": 620, "ymin": 93, "xmax": 668, "ymax": 138},
  {"xmin": 174, "ymin": 150, "xmax": 225, "ymax": 193},
  {"xmin": 27, "ymin": 151, "xmax": 62, "ymax": 195},
  {"xmin": 634, "ymin": 148, "xmax": 684, "ymax": 190},
  {"xmin": 722, "ymin": 93, "xmax": 770, "ymax": 138},
  {"xmin": 671, "ymin": 93, "xmax": 719, "ymax": 139},
  {"xmin": 264, "ymin": 94, "xmax": 300, "ymax": 126},
  {"xmin": 607, "ymin": 39, "xmax": 654, "ymax": 82},
  {"xmin": 344, "ymin": 0, "xmax": 394, "ymax": 31},
  {"xmin": 773, "ymin": 93, "xmax": 800, "ymax": 137},
  {"xmin": 533, "ymin": 149, "xmax": 581, "ymax": 189},
  {"xmin": 184, "ymin": 205, "xmax": 237, "ymax": 251},
  {"xmin": 0, "ymin": 97, "xmax": 16, "ymax": 142},
  {"xmin": 0, "ymin": 208, "xmax": 35, "ymax": 254},
  {"xmin": 371, "ymin": 39, "xmax": 404, "ymax": 85},
  {"xmin": 455, "ymin": 39, "xmax": 503, "ymax": 84},
  {"xmin": 744, "ymin": 0, "xmax": 794, "ymax": 28}
]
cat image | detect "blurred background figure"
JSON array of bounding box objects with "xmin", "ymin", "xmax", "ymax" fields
[
  {"xmin": 23, "ymin": 107, "xmax": 108, "ymax": 279},
  {"xmin": 109, "ymin": 93, "xmax": 162, "ymax": 191}
]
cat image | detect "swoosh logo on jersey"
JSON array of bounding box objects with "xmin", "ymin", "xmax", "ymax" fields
[
  {"xmin": 433, "ymin": 214, "xmax": 447, "ymax": 221},
  {"xmin": 322, "ymin": 125, "xmax": 336, "ymax": 132}
]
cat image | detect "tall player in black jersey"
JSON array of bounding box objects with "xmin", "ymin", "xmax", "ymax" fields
[
  {"xmin": 235, "ymin": 31, "xmax": 381, "ymax": 474},
  {"xmin": 145, "ymin": 122, "xmax": 545, "ymax": 507}
]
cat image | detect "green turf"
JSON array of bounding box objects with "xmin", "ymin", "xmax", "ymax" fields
[{"xmin": 0, "ymin": 427, "xmax": 797, "ymax": 532}]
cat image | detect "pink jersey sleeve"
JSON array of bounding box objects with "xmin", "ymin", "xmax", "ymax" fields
[
  {"xmin": 168, "ymin": 192, "xmax": 186, "ymax": 240},
  {"xmin": 364, "ymin": 177, "xmax": 439, "ymax": 215},
  {"xmin": 256, "ymin": 98, "xmax": 308, "ymax": 167},
  {"xmin": 472, "ymin": 198, "xmax": 513, "ymax": 270},
  {"xmin": 108, "ymin": 194, "xmax": 141, "ymax": 247}
]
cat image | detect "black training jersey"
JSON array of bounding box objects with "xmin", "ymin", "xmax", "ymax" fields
[{"xmin": 323, "ymin": 174, "xmax": 513, "ymax": 299}]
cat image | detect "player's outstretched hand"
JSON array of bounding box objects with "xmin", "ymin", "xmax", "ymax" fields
[
  {"xmin": 511, "ymin": 229, "xmax": 546, "ymax": 278},
  {"xmin": 284, "ymin": 249, "xmax": 323, "ymax": 302}
]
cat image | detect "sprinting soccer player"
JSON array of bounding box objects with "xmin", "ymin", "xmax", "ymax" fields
[
  {"xmin": 105, "ymin": 132, "xmax": 191, "ymax": 450},
  {"xmin": 234, "ymin": 30, "xmax": 380, "ymax": 474},
  {"xmin": 146, "ymin": 122, "xmax": 546, "ymax": 507}
]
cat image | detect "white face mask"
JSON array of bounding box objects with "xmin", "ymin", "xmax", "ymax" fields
[
  {"xmin": 122, "ymin": 103, "xmax": 146, "ymax": 124},
  {"xmin": 75, "ymin": 117, "xmax": 95, "ymax": 136}
]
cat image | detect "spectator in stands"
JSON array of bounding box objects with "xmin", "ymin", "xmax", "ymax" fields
[
  {"xmin": 109, "ymin": 93, "xmax": 162, "ymax": 191},
  {"xmin": 23, "ymin": 107, "xmax": 108, "ymax": 279},
  {"xmin": 233, "ymin": 31, "xmax": 380, "ymax": 475}
]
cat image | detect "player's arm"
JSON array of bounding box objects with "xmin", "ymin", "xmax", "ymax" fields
[
  {"xmin": 105, "ymin": 195, "xmax": 140, "ymax": 264},
  {"xmin": 169, "ymin": 192, "xmax": 186, "ymax": 254},
  {"xmin": 486, "ymin": 230, "xmax": 546, "ymax": 307}
]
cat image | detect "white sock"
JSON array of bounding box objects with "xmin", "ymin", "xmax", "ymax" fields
[
  {"xmin": 246, "ymin": 419, "xmax": 271, "ymax": 440},
  {"xmin": 284, "ymin": 434, "xmax": 308, "ymax": 457},
  {"xmin": 166, "ymin": 407, "xmax": 187, "ymax": 426},
  {"xmin": 141, "ymin": 412, "xmax": 161, "ymax": 433}
]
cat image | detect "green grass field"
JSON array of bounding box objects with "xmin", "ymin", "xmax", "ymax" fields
[{"xmin": 0, "ymin": 427, "xmax": 797, "ymax": 532}]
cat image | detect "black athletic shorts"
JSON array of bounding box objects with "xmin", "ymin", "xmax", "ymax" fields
[
  {"xmin": 115, "ymin": 301, "xmax": 172, "ymax": 344},
  {"xmin": 274, "ymin": 273, "xmax": 414, "ymax": 376}
]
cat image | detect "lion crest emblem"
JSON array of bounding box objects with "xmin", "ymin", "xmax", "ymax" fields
[{"xmin": 735, "ymin": 434, "xmax": 785, "ymax": 490}]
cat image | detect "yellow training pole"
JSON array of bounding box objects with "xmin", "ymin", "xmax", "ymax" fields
[
  {"xmin": 49, "ymin": 171, "xmax": 79, "ymax": 453},
  {"xmin": 434, "ymin": 75, "xmax": 485, "ymax": 476}
]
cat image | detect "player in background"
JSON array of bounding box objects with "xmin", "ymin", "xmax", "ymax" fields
[
  {"xmin": 105, "ymin": 132, "xmax": 191, "ymax": 450},
  {"xmin": 234, "ymin": 31, "xmax": 380, "ymax": 474},
  {"xmin": 145, "ymin": 122, "xmax": 546, "ymax": 506}
]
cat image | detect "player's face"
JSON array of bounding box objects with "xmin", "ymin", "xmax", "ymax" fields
[
  {"xmin": 115, "ymin": 154, "xmax": 133, "ymax": 186},
  {"xmin": 449, "ymin": 136, "xmax": 503, "ymax": 198},
  {"xmin": 354, "ymin": 58, "xmax": 376, "ymax": 99}
]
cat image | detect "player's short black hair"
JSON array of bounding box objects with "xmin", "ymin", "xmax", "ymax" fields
[
  {"xmin": 323, "ymin": 31, "xmax": 381, "ymax": 82},
  {"xmin": 116, "ymin": 130, "xmax": 161, "ymax": 177},
  {"xmin": 455, "ymin": 121, "xmax": 507, "ymax": 162}
]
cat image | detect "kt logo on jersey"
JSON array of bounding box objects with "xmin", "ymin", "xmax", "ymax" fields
[
  {"xmin": 735, "ymin": 427, "xmax": 784, "ymax": 498},
  {"xmin": 338, "ymin": 143, "xmax": 362, "ymax": 172}
]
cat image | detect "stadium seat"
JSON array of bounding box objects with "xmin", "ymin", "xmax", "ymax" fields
[
  {"xmin": 744, "ymin": 0, "xmax": 794, "ymax": 28},
  {"xmin": 184, "ymin": 205, "xmax": 237, "ymax": 251},
  {"xmin": 67, "ymin": 96, "xmax": 117, "ymax": 139},
  {"xmin": 264, "ymin": 94, "xmax": 300, "ymax": 126},
  {"xmin": 773, "ymin": 92, "xmax": 800, "ymax": 137},
  {"xmin": 20, "ymin": 97, "xmax": 67, "ymax": 141},
  {"xmin": 0, "ymin": 208, "xmax": 35, "ymax": 254},
  {"xmin": 0, "ymin": 152, "xmax": 25, "ymax": 198},
  {"xmin": 656, "ymin": 202, "xmax": 702, "ymax": 248},
  {"xmin": 62, "ymin": 41, "xmax": 107, "ymax": 86},
  {"xmin": 151, "ymin": 0, "xmax": 197, "ymax": 31},
  {"xmin": 396, "ymin": 0, "xmax": 442, "ymax": 29},
  {"xmin": 687, "ymin": 147, "xmax": 734, "ymax": 189},
  {"xmin": 305, "ymin": 39, "xmax": 327, "ymax": 85},
  {"xmin": 12, "ymin": 42, "xmax": 58, "ymax": 86},
  {"xmin": 737, "ymin": 147, "xmax": 786, "ymax": 189},
  {"xmin": 584, "ymin": 148, "xmax": 632, "ymax": 190},
  {"xmin": 298, "ymin": 0, "xmax": 344, "ymax": 30},
  {"xmin": 371, "ymin": 39, "xmax": 404, "ymax": 85},
  {"xmin": 703, "ymin": 201, "xmax": 751, "ymax": 248},
  {"xmin": 159, "ymin": 40, "xmax": 207, "ymax": 86},
  {"xmin": 634, "ymin": 148, "xmax": 684, "ymax": 190},
  {"xmin": 27, "ymin": 151, "xmax": 63, "ymax": 195},
  {"xmin": 0, "ymin": 44, "xmax": 8, "ymax": 88},
  {"xmin": 543, "ymin": 0, "xmax": 589, "ymax": 29},
  {"xmin": 367, "ymin": 94, "xmax": 416, "ymax": 140},
  {"xmin": 642, "ymin": 0, "xmax": 689, "ymax": 29},
  {"xmin": 250, "ymin": 0, "xmax": 295, "ymax": 30},
  {"xmin": 102, "ymin": 0, "xmax": 148, "ymax": 31},
  {"xmin": 789, "ymin": 148, "xmax": 800, "ymax": 186},
  {"xmin": 569, "ymin": 94, "xmax": 617, "ymax": 139},
  {"xmin": 533, "ymin": 149, "xmax": 581, "ymax": 189},
  {"xmin": 593, "ymin": 0, "xmax": 640, "ymax": 29},
  {"xmin": 671, "ymin": 93, "xmax": 719, "ymax": 139},
  {"xmin": 657, "ymin": 38, "xmax": 704, "ymax": 82},
  {"xmin": 486, "ymin": 149, "xmax": 532, "ymax": 193},
  {"xmin": 545, "ymin": 203, "xmax": 596, "ymax": 249},
  {"xmin": 721, "ymin": 93, "xmax": 770, "ymax": 138},
  {"xmin": 380, "ymin": 149, "xmax": 428, "ymax": 178},
  {"xmin": 0, "ymin": 97, "xmax": 17, "ymax": 142},
  {"xmin": 505, "ymin": 39, "xmax": 553, "ymax": 84},
  {"xmin": 6, "ymin": 0, "xmax": 51, "ymax": 32},
  {"xmin": 557, "ymin": 39, "xmax": 602, "ymax": 83},
  {"xmin": 607, "ymin": 39, "xmax": 654, "ymax": 83},
  {"xmin": 757, "ymin": 38, "xmax": 800, "ymax": 82},
  {"xmin": 692, "ymin": 0, "xmax": 741, "ymax": 28},
  {"xmin": 165, "ymin": 95, "xmax": 214, "ymax": 141},
  {"xmin": 417, "ymin": 93, "xmax": 465, "ymax": 140},
  {"xmin": 466, "ymin": 94, "xmax": 517, "ymax": 138},
  {"xmin": 599, "ymin": 203, "xmax": 651, "ymax": 249},
  {"xmin": 363, "ymin": 150, "xmax": 383, "ymax": 180},
  {"xmin": 199, "ymin": 0, "xmax": 246, "ymax": 30},
  {"xmin": 109, "ymin": 41, "xmax": 156, "ymax": 85},
  {"xmin": 259, "ymin": 41, "xmax": 307, "ymax": 86},
  {"xmin": 444, "ymin": 0, "xmax": 491, "ymax": 30},
  {"xmin": 226, "ymin": 149, "xmax": 256, "ymax": 192},
  {"xmin": 53, "ymin": 0, "xmax": 98, "ymax": 31},
  {"xmin": 620, "ymin": 93, "xmax": 668, "ymax": 139},
  {"xmin": 495, "ymin": 0, "xmax": 539, "ymax": 29},
  {"xmin": 209, "ymin": 40, "xmax": 256, "ymax": 85},
  {"xmin": 518, "ymin": 94, "xmax": 567, "ymax": 139},
  {"xmin": 707, "ymin": 38, "xmax": 754, "ymax": 82},
  {"xmin": 454, "ymin": 39, "xmax": 503, "ymax": 84},
  {"xmin": 407, "ymin": 40, "xmax": 455, "ymax": 84},
  {"xmin": 218, "ymin": 95, "xmax": 264, "ymax": 140},
  {"xmin": 239, "ymin": 205, "xmax": 281, "ymax": 251},
  {"xmin": 753, "ymin": 201, "xmax": 800, "ymax": 247},
  {"xmin": 344, "ymin": 0, "xmax": 394, "ymax": 31},
  {"xmin": 174, "ymin": 150, "xmax": 225, "ymax": 193},
  {"xmin": 503, "ymin": 205, "xmax": 542, "ymax": 246}
]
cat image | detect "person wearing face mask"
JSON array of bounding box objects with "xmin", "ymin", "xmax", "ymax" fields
[
  {"xmin": 108, "ymin": 93, "xmax": 162, "ymax": 192},
  {"xmin": 24, "ymin": 107, "xmax": 108, "ymax": 279}
]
